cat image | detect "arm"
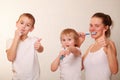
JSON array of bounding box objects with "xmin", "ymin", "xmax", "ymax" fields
[
  {"xmin": 6, "ymin": 30, "xmax": 21, "ymax": 62},
  {"xmin": 104, "ymin": 40, "xmax": 118, "ymax": 74},
  {"xmin": 51, "ymin": 50, "xmax": 65, "ymax": 72},
  {"xmin": 51, "ymin": 55, "xmax": 61, "ymax": 72},
  {"xmin": 67, "ymin": 46, "xmax": 81, "ymax": 56}
]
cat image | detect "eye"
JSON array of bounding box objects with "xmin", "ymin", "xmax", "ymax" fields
[
  {"xmin": 95, "ymin": 24, "xmax": 100, "ymax": 27},
  {"xmin": 90, "ymin": 24, "xmax": 92, "ymax": 27},
  {"xmin": 20, "ymin": 22, "xmax": 24, "ymax": 24},
  {"xmin": 62, "ymin": 39, "xmax": 65, "ymax": 42},
  {"xmin": 68, "ymin": 38, "xmax": 71, "ymax": 41},
  {"xmin": 27, "ymin": 24, "xmax": 30, "ymax": 27}
]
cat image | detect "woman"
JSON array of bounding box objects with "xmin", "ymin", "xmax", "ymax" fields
[{"xmin": 82, "ymin": 12, "xmax": 118, "ymax": 80}]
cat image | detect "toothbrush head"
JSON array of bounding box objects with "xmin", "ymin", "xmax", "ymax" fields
[{"xmin": 85, "ymin": 32, "xmax": 96, "ymax": 35}]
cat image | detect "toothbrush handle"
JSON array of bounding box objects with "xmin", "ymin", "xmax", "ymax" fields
[
  {"xmin": 60, "ymin": 55, "xmax": 65, "ymax": 60},
  {"xmin": 85, "ymin": 33, "xmax": 90, "ymax": 35}
]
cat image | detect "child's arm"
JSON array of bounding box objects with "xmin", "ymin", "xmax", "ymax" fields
[
  {"xmin": 51, "ymin": 55, "xmax": 61, "ymax": 72},
  {"xmin": 51, "ymin": 50, "xmax": 65, "ymax": 72},
  {"xmin": 34, "ymin": 39, "xmax": 44, "ymax": 53},
  {"xmin": 6, "ymin": 30, "xmax": 21, "ymax": 62},
  {"xmin": 67, "ymin": 46, "xmax": 81, "ymax": 56}
]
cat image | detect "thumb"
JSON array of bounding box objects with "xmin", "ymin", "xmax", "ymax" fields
[
  {"xmin": 102, "ymin": 29, "xmax": 106, "ymax": 38},
  {"xmin": 37, "ymin": 38, "xmax": 42, "ymax": 42}
]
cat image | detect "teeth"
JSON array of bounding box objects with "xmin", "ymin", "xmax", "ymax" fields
[{"xmin": 91, "ymin": 32, "xmax": 96, "ymax": 35}]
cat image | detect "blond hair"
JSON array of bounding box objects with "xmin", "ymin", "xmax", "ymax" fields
[{"xmin": 60, "ymin": 28, "xmax": 80, "ymax": 47}]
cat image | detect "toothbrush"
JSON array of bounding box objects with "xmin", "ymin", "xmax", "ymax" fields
[
  {"xmin": 60, "ymin": 32, "xmax": 96, "ymax": 60},
  {"xmin": 60, "ymin": 55, "xmax": 65, "ymax": 60},
  {"xmin": 85, "ymin": 32, "xmax": 96, "ymax": 35}
]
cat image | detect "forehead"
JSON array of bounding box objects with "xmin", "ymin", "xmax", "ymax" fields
[
  {"xmin": 90, "ymin": 17, "xmax": 103, "ymax": 24},
  {"xmin": 19, "ymin": 16, "xmax": 34, "ymax": 25},
  {"xmin": 61, "ymin": 34, "xmax": 74, "ymax": 38},
  {"xmin": 19, "ymin": 16, "xmax": 32, "ymax": 21}
]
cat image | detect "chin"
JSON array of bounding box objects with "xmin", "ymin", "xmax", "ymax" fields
[{"xmin": 91, "ymin": 36, "xmax": 96, "ymax": 39}]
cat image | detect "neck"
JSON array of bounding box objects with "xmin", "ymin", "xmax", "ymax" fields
[{"xmin": 20, "ymin": 35, "xmax": 28, "ymax": 41}]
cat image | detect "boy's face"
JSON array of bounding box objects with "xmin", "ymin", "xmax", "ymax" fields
[
  {"xmin": 61, "ymin": 34, "xmax": 75, "ymax": 49},
  {"xmin": 16, "ymin": 16, "xmax": 34, "ymax": 35}
]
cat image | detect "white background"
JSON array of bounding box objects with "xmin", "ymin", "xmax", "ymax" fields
[{"xmin": 0, "ymin": 0, "xmax": 120, "ymax": 80}]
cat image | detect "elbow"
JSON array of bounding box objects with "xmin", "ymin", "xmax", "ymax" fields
[
  {"xmin": 7, "ymin": 57, "xmax": 15, "ymax": 62},
  {"xmin": 51, "ymin": 67, "xmax": 57, "ymax": 72},
  {"xmin": 111, "ymin": 67, "xmax": 119, "ymax": 74},
  {"xmin": 51, "ymin": 65, "xmax": 57, "ymax": 72},
  {"xmin": 112, "ymin": 69, "xmax": 118, "ymax": 74},
  {"xmin": 112, "ymin": 71, "xmax": 118, "ymax": 74}
]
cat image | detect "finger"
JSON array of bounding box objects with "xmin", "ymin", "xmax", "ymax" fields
[
  {"xmin": 37, "ymin": 38, "xmax": 42, "ymax": 42},
  {"xmin": 79, "ymin": 32, "xmax": 86, "ymax": 36}
]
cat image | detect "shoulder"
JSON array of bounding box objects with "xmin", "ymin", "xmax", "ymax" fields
[
  {"xmin": 108, "ymin": 39, "xmax": 115, "ymax": 46},
  {"xmin": 107, "ymin": 39, "xmax": 116, "ymax": 50}
]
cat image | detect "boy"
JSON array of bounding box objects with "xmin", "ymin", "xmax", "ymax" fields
[
  {"xmin": 51, "ymin": 28, "xmax": 82, "ymax": 80},
  {"xmin": 6, "ymin": 13, "xmax": 44, "ymax": 80}
]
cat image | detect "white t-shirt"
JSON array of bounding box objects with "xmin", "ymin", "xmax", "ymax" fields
[
  {"xmin": 6, "ymin": 37, "xmax": 40, "ymax": 80},
  {"xmin": 60, "ymin": 47, "xmax": 82, "ymax": 80}
]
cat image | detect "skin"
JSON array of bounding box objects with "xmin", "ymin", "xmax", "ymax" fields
[
  {"xmin": 82, "ymin": 17, "xmax": 118, "ymax": 74},
  {"xmin": 6, "ymin": 16, "xmax": 44, "ymax": 62},
  {"xmin": 51, "ymin": 34, "xmax": 81, "ymax": 72}
]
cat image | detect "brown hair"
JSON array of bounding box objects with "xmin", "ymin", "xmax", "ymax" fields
[
  {"xmin": 60, "ymin": 28, "xmax": 79, "ymax": 47},
  {"xmin": 92, "ymin": 12, "xmax": 113, "ymax": 38},
  {"xmin": 17, "ymin": 13, "xmax": 35, "ymax": 27}
]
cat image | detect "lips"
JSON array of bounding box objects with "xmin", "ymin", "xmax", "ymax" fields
[{"xmin": 66, "ymin": 45, "xmax": 69, "ymax": 47}]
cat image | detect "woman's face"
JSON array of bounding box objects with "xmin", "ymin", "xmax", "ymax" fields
[{"xmin": 89, "ymin": 17, "xmax": 107, "ymax": 40}]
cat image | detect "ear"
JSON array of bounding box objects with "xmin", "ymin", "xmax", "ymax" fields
[
  {"xmin": 30, "ymin": 26, "xmax": 34, "ymax": 32},
  {"xmin": 104, "ymin": 25, "xmax": 109, "ymax": 31}
]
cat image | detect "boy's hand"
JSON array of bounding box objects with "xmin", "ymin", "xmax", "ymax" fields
[
  {"xmin": 34, "ymin": 38, "xmax": 42, "ymax": 50},
  {"xmin": 14, "ymin": 29, "xmax": 23, "ymax": 40}
]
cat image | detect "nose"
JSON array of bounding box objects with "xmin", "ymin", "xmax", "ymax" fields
[
  {"xmin": 21, "ymin": 24, "xmax": 26, "ymax": 29},
  {"xmin": 89, "ymin": 26, "xmax": 95, "ymax": 32}
]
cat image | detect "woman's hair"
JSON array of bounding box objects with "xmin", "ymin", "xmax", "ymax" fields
[
  {"xmin": 92, "ymin": 12, "xmax": 113, "ymax": 37},
  {"xmin": 60, "ymin": 28, "xmax": 80, "ymax": 47},
  {"xmin": 17, "ymin": 13, "xmax": 35, "ymax": 26}
]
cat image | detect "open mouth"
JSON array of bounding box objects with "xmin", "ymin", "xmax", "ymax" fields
[{"xmin": 66, "ymin": 45, "xmax": 69, "ymax": 47}]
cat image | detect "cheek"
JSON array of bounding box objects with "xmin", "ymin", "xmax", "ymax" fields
[
  {"xmin": 96, "ymin": 28, "xmax": 104, "ymax": 33},
  {"xmin": 69, "ymin": 41, "xmax": 75, "ymax": 45}
]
